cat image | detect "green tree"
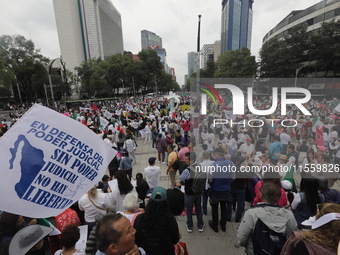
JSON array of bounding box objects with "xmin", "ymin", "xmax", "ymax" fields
[
  {"xmin": 0, "ymin": 35, "xmax": 49, "ymax": 103},
  {"xmin": 310, "ymin": 20, "xmax": 340, "ymax": 76},
  {"xmin": 201, "ymin": 60, "xmax": 216, "ymax": 78},
  {"xmin": 0, "ymin": 53, "xmax": 13, "ymax": 98},
  {"xmin": 75, "ymin": 58, "xmax": 99, "ymax": 98},
  {"xmin": 215, "ymin": 48, "xmax": 257, "ymax": 78},
  {"xmin": 259, "ymin": 38, "xmax": 292, "ymax": 77},
  {"xmin": 138, "ymin": 50, "xmax": 164, "ymax": 93}
]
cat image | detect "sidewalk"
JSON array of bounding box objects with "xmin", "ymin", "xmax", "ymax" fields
[{"xmin": 131, "ymin": 138, "xmax": 245, "ymax": 255}]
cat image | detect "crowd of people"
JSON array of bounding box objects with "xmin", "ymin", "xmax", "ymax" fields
[{"xmin": 0, "ymin": 94, "xmax": 340, "ymax": 255}]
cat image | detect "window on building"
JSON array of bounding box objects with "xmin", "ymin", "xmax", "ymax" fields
[
  {"xmin": 307, "ymin": 18, "xmax": 314, "ymax": 26},
  {"xmin": 314, "ymin": 14, "xmax": 323, "ymax": 23},
  {"xmin": 335, "ymin": 8, "xmax": 340, "ymax": 17},
  {"xmin": 324, "ymin": 10, "xmax": 335, "ymax": 20}
]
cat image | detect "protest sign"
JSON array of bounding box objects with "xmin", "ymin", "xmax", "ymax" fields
[
  {"xmin": 104, "ymin": 110, "xmax": 112, "ymax": 120},
  {"xmin": 0, "ymin": 104, "xmax": 116, "ymax": 218},
  {"xmin": 99, "ymin": 117, "xmax": 109, "ymax": 129}
]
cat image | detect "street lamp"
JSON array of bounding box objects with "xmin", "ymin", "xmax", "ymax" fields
[
  {"xmin": 150, "ymin": 73, "xmax": 158, "ymax": 94},
  {"xmin": 39, "ymin": 56, "xmax": 66, "ymax": 108},
  {"xmin": 294, "ymin": 65, "xmax": 305, "ymax": 87},
  {"xmin": 196, "ymin": 14, "xmax": 201, "ymax": 92}
]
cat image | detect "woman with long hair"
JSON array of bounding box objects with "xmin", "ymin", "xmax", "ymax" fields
[
  {"xmin": 291, "ymin": 178, "xmax": 324, "ymax": 228},
  {"xmin": 110, "ymin": 170, "xmax": 136, "ymax": 212},
  {"xmin": 78, "ymin": 186, "xmax": 112, "ymax": 234},
  {"xmin": 281, "ymin": 203, "xmax": 340, "ymax": 255},
  {"xmin": 134, "ymin": 186, "xmax": 180, "ymax": 255},
  {"xmin": 301, "ymin": 149, "xmax": 318, "ymax": 178}
]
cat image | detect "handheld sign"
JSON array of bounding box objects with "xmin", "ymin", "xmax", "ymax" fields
[{"xmin": 0, "ymin": 104, "xmax": 116, "ymax": 218}]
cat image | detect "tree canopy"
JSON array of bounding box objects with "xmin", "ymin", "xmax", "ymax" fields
[{"xmin": 259, "ymin": 20, "xmax": 340, "ymax": 78}]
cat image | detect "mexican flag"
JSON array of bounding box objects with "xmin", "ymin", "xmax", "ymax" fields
[
  {"xmin": 226, "ymin": 95, "xmax": 232, "ymax": 107},
  {"xmin": 312, "ymin": 116, "xmax": 324, "ymax": 132}
]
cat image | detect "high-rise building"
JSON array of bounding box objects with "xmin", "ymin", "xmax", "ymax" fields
[
  {"xmin": 52, "ymin": 0, "xmax": 124, "ymax": 71},
  {"xmin": 221, "ymin": 0, "xmax": 253, "ymax": 53},
  {"xmin": 201, "ymin": 44, "xmax": 214, "ymax": 69},
  {"xmin": 141, "ymin": 30, "xmax": 162, "ymax": 50},
  {"xmin": 187, "ymin": 52, "xmax": 198, "ymax": 77},
  {"xmin": 262, "ymin": 0, "xmax": 340, "ymax": 44},
  {"xmin": 214, "ymin": 40, "xmax": 221, "ymax": 61}
]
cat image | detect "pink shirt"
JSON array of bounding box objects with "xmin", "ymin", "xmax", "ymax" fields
[
  {"xmin": 252, "ymin": 181, "xmax": 288, "ymax": 207},
  {"xmin": 178, "ymin": 147, "xmax": 189, "ymax": 161}
]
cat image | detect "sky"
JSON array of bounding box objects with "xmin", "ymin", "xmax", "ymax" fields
[{"xmin": 0, "ymin": 0, "xmax": 322, "ymax": 87}]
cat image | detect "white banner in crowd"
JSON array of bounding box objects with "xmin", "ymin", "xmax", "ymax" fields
[
  {"xmin": 0, "ymin": 104, "xmax": 116, "ymax": 218},
  {"xmin": 79, "ymin": 107, "xmax": 91, "ymax": 112},
  {"xmin": 99, "ymin": 117, "xmax": 109, "ymax": 129},
  {"xmin": 104, "ymin": 110, "xmax": 112, "ymax": 120}
]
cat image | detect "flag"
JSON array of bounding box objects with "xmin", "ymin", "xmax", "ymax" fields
[
  {"xmin": 91, "ymin": 103, "xmax": 99, "ymax": 111},
  {"xmin": 284, "ymin": 165, "xmax": 295, "ymax": 187},
  {"xmin": 315, "ymin": 126, "xmax": 324, "ymax": 146},
  {"xmin": 226, "ymin": 95, "xmax": 232, "ymax": 107},
  {"xmin": 334, "ymin": 103, "xmax": 340, "ymax": 113},
  {"xmin": 312, "ymin": 116, "xmax": 324, "ymax": 132}
]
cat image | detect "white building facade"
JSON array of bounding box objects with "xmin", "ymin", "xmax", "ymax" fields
[{"xmin": 53, "ymin": 0, "xmax": 124, "ymax": 71}]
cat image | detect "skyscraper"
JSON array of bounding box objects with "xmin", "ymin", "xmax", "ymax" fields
[
  {"xmin": 201, "ymin": 44, "xmax": 214, "ymax": 69},
  {"xmin": 141, "ymin": 30, "xmax": 162, "ymax": 50},
  {"xmin": 220, "ymin": 0, "xmax": 253, "ymax": 53},
  {"xmin": 53, "ymin": 0, "xmax": 124, "ymax": 71},
  {"xmin": 187, "ymin": 52, "xmax": 198, "ymax": 78}
]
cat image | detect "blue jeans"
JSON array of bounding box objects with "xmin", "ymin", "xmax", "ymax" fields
[
  {"xmin": 185, "ymin": 194, "xmax": 204, "ymax": 229},
  {"xmin": 231, "ymin": 189, "xmax": 245, "ymax": 221}
]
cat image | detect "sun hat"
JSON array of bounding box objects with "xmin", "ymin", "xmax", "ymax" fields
[
  {"xmin": 9, "ymin": 225, "xmax": 53, "ymax": 255},
  {"xmin": 281, "ymin": 180, "xmax": 292, "ymax": 191},
  {"xmin": 150, "ymin": 186, "xmax": 167, "ymax": 202},
  {"xmin": 123, "ymin": 192, "xmax": 143, "ymax": 211}
]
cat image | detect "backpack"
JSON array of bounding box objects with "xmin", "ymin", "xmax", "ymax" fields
[
  {"xmin": 172, "ymin": 159, "xmax": 181, "ymax": 170},
  {"xmin": 251, "ymin": 218, "xmax": 286, "ymax": 255},
  {"xmin": 189, "ymin": 164, "xmax": 207, "ymax": 194}
]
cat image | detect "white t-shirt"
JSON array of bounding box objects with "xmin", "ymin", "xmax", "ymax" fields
[
  {"xmin": 78, "ymin": 192, "xmax": 112, "ymax": 223},
  {"xmin": 110, "ymin": 179, "xmax": 137, "ymax": 212},
  {"xmin": 238, "ymin": 143, "xmax": 255, "ymax": 157},
  {"xmin": 280, "ymin": 133, "xmax": 291, "ymax": 145},
  {"xmin": 144, "ymin": 166, "xmax": 161, "ymax": 189}
]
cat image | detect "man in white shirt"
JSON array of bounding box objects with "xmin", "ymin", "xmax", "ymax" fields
[
  {"xmin": 144, "ymin": 157, "xmax": 161, "ymax": 190},
  {"xmin": 279, "ymin": 129, "xmax": 291, "ymax": 155},
  {"xmin": 238, "ymin": 138, "xmax": 255, "ymax": 158}
]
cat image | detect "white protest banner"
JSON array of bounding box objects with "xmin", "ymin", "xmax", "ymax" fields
[
  {"xmin": 99, "ymin": 117, "xmax": 109, "ymax": 129},
  {"xmin": 79, "ymin": 107, "xmax": 91, "ymax": 112},
  {"xmin": 139, "ymin": 129, "xmax": 146, "ymax": 138},
  {"xmin": 0, "ymin": 104, "xmax": 116, "ymax": 218},
  {"xmin": 104, "ymin": 110, "xmax": 112, "ymax": 120}
]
